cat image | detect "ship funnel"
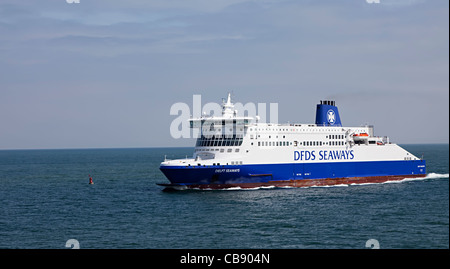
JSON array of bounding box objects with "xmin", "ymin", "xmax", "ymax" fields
[{"xmin": 315, "ymin": 100, "xmax": 342, "ymax": 126}]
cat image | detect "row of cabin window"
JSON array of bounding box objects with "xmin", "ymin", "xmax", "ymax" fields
[
  {"xmin": 258, "ymin": 141, "xmax": 291, "ymax": 147},
  {"xmin": 299, "ymin": 140, "xmax": 345, "ymax": 146},
  {"xmin": 249, "ymin": 127, "xmax": 348, "ymax": 132},
  {"xmin": 190, "ymin": 160, "xmax": 244, "ymax": 167},
  {"xmin": 302, "ymin": 141, "xmax": 322, "ymax": 146},
  {"xmin": 257, "ymin": 140, "xmax": 346, "ymax": 147},
  {"xmin": 210, "ymin": 161, "xmax": 243, "ymax": 166},
  {"xmin": 328, "ymin": 134, "xmax": 344, "ymax": 139},
  {"xmin": 254, "ymin": 134, "xmax": 345, "ymax": 140},
  {"xmin": 195, "ymin": 148, "xmax": 240, "ymax": 153},
  {"xmin": 194, "ymin": 161, "xmax": 243, "ymax": 166}
]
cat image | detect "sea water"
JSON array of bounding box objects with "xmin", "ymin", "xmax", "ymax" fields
[{"xmin": 0, "ymin": 144, "xmax": 448, "ymax": 249}]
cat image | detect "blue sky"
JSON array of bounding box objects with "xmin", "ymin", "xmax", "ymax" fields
[{"xmin": 0, "ymin": 0, "xmax": 448, "ymax": 149}]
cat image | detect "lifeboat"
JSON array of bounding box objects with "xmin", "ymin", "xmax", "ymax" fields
[{"xmin": 353, "ymin": 133, "xmax": 369, "ymax": 142}]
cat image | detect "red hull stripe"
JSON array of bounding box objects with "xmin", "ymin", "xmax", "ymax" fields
[{"xmin": 172, "ymin": 174, "xmax": 427, "ymax": 190}]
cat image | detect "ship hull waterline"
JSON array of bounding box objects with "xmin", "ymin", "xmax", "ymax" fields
[{"xmin": 157, "ymin": 174, "xmax": 426, "ymax": 191}]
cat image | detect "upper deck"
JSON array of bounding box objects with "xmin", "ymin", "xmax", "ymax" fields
[{"xmin": 188, "ymin": 93, "xmax": 389, "ymax": 149}]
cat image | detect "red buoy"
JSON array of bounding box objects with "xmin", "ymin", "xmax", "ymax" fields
[{"xmin": 89, "ymin": 175, "xmax": 94, "ymax": 185}]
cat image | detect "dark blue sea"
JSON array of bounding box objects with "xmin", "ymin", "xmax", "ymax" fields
[{"xmin": 0, "ymin": 144, "xmax": 448, "ymax": 249}]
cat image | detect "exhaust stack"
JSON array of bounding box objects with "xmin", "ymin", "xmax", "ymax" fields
[{"xmin": 315, "ymin": 100, "xmax": 342, "ymax": 127}]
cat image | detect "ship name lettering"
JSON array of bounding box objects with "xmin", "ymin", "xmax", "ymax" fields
[
  {"xmin": 215, "ymin": 169, "xmax": 240, "ymax": 173},
  {"xmin": 294, "ymin": 150, "xmax": 354, "ymax": 161}
]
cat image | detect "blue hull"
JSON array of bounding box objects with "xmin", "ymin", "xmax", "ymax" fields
[{"xmin": 160, "ymin": 160, "xmax": 426, "ymax": 187}]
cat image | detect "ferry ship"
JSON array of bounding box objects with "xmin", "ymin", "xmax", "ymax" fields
[{"xmin": 159, "ymin": 94, "xmax": 426, "ymax": 190}]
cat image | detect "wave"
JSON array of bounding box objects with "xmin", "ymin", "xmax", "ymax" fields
[
  {"xmin": 423, "ymin": 173, "xmax": 449, "ymax": 179},
  {"xmin": 311, "ymin": 173, "xmax": 449, "ymax": 188},
  {"xmin": 217, "ymin": 185, "xmax": 277, "ymax": 191},
  {"xmin": 191, "ymin": 185, "xmax": 277, "ymax": 191},
  {"xmin": 188, "ymin": 173, "xmax": 449, "ymax": 191},
  {"xmin": 382, "ymin": 173, "xmax": 449, "ymax": 185}
]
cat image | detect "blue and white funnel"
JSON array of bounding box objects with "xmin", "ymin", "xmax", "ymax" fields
[{"xmin": 315, "ymin": 100, "xmax": 342, "ymax": 127}]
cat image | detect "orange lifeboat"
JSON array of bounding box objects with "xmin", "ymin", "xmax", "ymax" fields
[
  {"xmin": 353, "ymin": 133, "xmax": 369, "ymax": 137},
  {"xmin": 353, "ymin": 133, "xmax": 369, "ymax": 142}
]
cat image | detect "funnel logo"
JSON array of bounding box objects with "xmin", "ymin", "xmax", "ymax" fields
[{"xmin": 327, "ymin": 110, "xmax": 336, "ymax": 125}]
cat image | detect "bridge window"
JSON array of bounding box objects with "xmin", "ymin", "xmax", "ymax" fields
[{"xmin": 195, "ymin": 134, "xmax": 243, "ymax": 147}]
